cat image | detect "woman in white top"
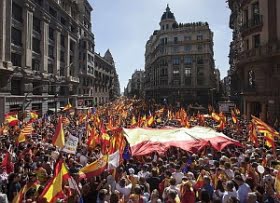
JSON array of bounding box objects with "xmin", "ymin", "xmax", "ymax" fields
[{"xmin": 222, "ymin": 181, "xmax": 237, "ymax": 203}]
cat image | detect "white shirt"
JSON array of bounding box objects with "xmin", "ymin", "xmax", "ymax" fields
[
  {"xmin": 172, "ymin": 171, "xmax": 184, "ymax": 184},
  {"xmin": 222, "ymin": 191, "xmax": 237, "ymax": 203},
  {"xmin": 116, "ymin": 183, "xmax": 132, "ymax": 199}
]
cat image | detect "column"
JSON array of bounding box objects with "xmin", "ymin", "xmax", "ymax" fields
[
  {"xmin": 41, "ymin": 13, "xmax": 51, "ymax": 73},
  {"xmin": 65, "ymin": 34, "xmax": 70, "ymax": 77},
  {"xmin": 0, "ymin": 0, "xmax": 12, "ymax": 68},
  {"xmin": 23, "ymin": 0, "xmax": 35, "ymax": 68},
  {"xmin": 54, "ymin": 24, "xmax": 62, "ymax": 76}
]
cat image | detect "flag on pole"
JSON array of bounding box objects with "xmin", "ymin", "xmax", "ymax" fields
[
  {"xmin": 39, "ymin": 160, "xmax": 70, "ymax": 203},
  {"xmin": 52, "ymin": 118, "xmax": 65, "ymax": 148},
  {"xmin": 17, "ymin": 123, "xmax": 33, "ymax": 144},
  {"xmin": 78, "ymin": 155, "xmax": 108, "ymax": 178}
]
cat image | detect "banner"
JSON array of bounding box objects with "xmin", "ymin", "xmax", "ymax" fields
[{"xmin": 63, "ymin": 134, "xmax": 79, "ymax": 154}]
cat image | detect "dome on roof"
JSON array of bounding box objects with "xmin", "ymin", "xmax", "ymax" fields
[{"xmin": 161, "ymin": 4, "xmax": 175, "ymax": 21}]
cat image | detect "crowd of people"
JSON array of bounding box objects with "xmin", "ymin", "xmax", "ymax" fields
[{"xmin": 0, "ymin": 98, "xmax": 280, "ymax": 203}]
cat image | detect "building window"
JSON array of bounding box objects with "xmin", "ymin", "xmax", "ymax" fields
[
  {"xmin": 197, "ymin": 56, "xmax": 204, "ymax": 64},
  {"xmin": 49, "ymin": 28, "xmax": 54, "ymax": 41},
  {"xmin": 245, "ymin": 39, "xmax": 250, "ymax": 50},
  {"xmin": 166, "ymin": 24, "xmax": 169, "ymax": 30},
  {"xmin": 61, "ymin": 17, "xmax": 66, "ymax": 25},
  {"xmin": 197, "ymin": 44, "xmax": 203, "ymax": 52},
  {"xmin": 197, "ymin": 35, "xmax": 203, "ymax": 40},
  {"xmin": 32, "ymin": 38, "xmax": 41, "ymax": 53},
  {"xmin": 48, "ymin": 63, "xmax": 54, "ymax": 74},
  {"xmin": 32, "ymin": 59, "xmax": 40, "ymax": 71},
  {"xmin": 49, "ymin": 7, "xmax": 57, "ymax": 18},
  {"xmin": 48, "ymin": 45, "xmax": 54, "ymax": 58},
  {"xmin": 60, "ymin": 67, "xmax": 65, "ymax": 76},
  {"xmin": 253, "ymin": 34, "xmax": 260, "ymax": 48},
  {"xmin": 61, "ymin": 35, "xmax": 65, "ymax": 47},
  {"xmin": 174, "ymin": 37, "xmax": 178, "ymax": 44},
  {"xmin": 173, "ymin": 47, "xmax": 178, "ymax": 53},
  {"xmin": 34, "ymin": 0, "xmax": 42, "ymax": 5},
  {"xmin": 184, "ymin": 45, "xmax": 192, "ymax": 52},
  {"xmin": 11, "ymin": 53, "xmax": 21, "ymax": 66},
  {"xmin": 12, "ymin": 3, "xmax": 23, "ymax": 22},
  {"xmin": 197, "ymin": 77, "xmax": 204, "ymax": 86},
  {"xmin": 184, "ymin": 56, "xmax": 192, "ymax": 65},
  {"xmin": 252, "ymin": 2, "xmax": 260, "ymax": 16},
  {"xmin": 60, "ymin": 51, "xmax": 65, "ymax": 62},
  {"xmin": 184, "ymin": 36, "xmax": 192, "ymax": 41},
  {"xmin": 11, "ymin": 28, "xmax": 22, "ymax": 46},
  {"xmin": 33, "ymin": 17, "xmax": 41, "ymax": 33},
  {"xmin": 172, "ymin": 57, "xmax": 180, "ymax": 65},
  {"xmin": 185, "ymin": 67, "xmax": 191, "ymax": 76}
]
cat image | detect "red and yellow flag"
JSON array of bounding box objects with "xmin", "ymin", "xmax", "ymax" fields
[
  {"xmin": 12, "ymin": 185, "xmax": 28, "ymax": 203},
  {"xmin": 248, "ymin": 123, "xmax": 258, "ymax": 147},
  {"xmin": 78, "ymin": 155, "xmax": 108, "ymax": 178},
  {"xmin": 147, "ymin": 116, "xmax": 154, "ymax": 127},
  {"xmin": 231, "ymin": 109, "xmax": 238, "ymax": 124},
  {"xmin": 52, "ymin": 118, "xmax": 65, "ymax": 148},
  {"xmin": 30, "ymin": 111, "xmax": 39, "ymax": 120},
  {"xmin": 63, "ymin": 102, "xmax": 72, "ymax": 111},
  {"xmin": 17, "ymin": 123, "xmax": 33, "ymax": 144},
  {"xmin": 39, "ymin": 161, "xmax": 69, "ymax": 203},
  {"xmin": 5, "ymin": 113, "xmax": 19, "ymax": 126}
]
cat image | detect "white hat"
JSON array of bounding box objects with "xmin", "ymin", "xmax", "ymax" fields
[{"xmin": 129, "ymin": 168, "xmax": 135, "ymax": 175}]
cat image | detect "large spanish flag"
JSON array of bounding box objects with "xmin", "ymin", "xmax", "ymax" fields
[
  {"xmin": 79, "ymin": 155, "xmax": 108, "ymax": 178},
  {"xmin": 124, "ymin": 126, "xmax": 241, "ymax": 156},
  {"xmin": 52, "ymin": 118, "xmax": 65, "ymax": 148},
  {"xmin": 39, "ymin": 161, "xmax": 70, "ymax": 203}
]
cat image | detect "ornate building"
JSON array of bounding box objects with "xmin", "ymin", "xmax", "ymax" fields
[
  {"xmin": 0, "ymin": 0, "xmax": 119, "ymax": 122},
  {"xmin": 228, "ymin": 0, "xmax": 280, "ymax": 123},
  {"xmin": 144, "ymin": 5, "xmax": 217, "ymax": 106},
  {"xmin": 124, "ymin": 69, "xmax": 144, "ymax": 98}
]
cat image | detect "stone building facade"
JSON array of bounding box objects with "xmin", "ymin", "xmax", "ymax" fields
[
  {"xmin": 124, "ymin": 69, "xmax": 144, "ymax": 98},
  {"xmin": 228, "ymin": 0, "xmax": 280, "ymax": 123},
  {"xmin": 0, "ymin": 0, "xmax": 119, "ymax": 123},
  {"xmin": 144, "ymin": 5, "xmax": 217, "ymax": 106}
]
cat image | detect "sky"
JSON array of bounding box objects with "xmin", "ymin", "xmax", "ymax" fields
[{"xmin": 90, "ymin": 0, "xmax": 232, "ymax": 92}]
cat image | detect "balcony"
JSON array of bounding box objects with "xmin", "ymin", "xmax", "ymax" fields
[
  {"xmin": 237, "ymin": 41, "xmax": 280, "ymax": 65},
  {"xmin": 240, "ymin": 15, "xmax": 263, "ymax": 37},
  {"xmin": 67, "ymin": 76, "xmax": 80, "ymax": 83}
]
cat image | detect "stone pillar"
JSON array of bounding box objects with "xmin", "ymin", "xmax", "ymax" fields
[
  {"xmin": 23, "ymin": 1, "xmax": 35, "ymax": 68},
  {"xmin": 73, "ymin": 41, "xmax": 79, "ymax": 77},
  {"xmin": 41, "ymin": 13, "xmax": 51, "ymax": 73},
  {"xmin": 54, "ymin": 24, "xmax": 62, "ymax": 76},
  {"xmin": 65, "ymin": 34, "xmax": 70, "ymax": 77},
  {"xmin": 0, "ymin": 0, "xmax": 12, "ymax": 68}
]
